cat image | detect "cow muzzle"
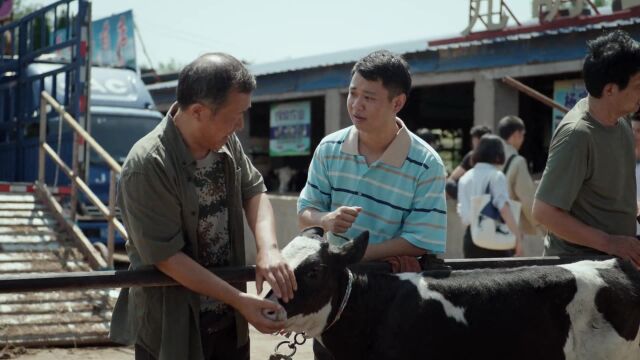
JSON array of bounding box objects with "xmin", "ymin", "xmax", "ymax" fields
[{"xmin": 263, "ymin": 290, "xmax": 287, "ymax": 321}]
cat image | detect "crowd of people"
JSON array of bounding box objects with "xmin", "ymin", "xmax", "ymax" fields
[{"xmin": 109, "ymin": 30, "xmax": 640, "ymax": 360}]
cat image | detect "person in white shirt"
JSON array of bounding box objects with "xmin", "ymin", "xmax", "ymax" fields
[{"xmin": 457, "ymin": 134, "xmax": 523, "ymax": 258}]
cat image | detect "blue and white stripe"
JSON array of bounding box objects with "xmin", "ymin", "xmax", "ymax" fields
[{"xmin": 298, "ymin": 125, "xmax": 447, "ymax": 253}]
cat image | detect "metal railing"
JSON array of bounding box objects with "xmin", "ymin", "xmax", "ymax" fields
[
  {"xmin": 38, "ymin": 90, "xmax": 128, "ymax": 268},
  {"xmin": 0, "ymin": 255, "xmax": 614, "ymax": 294},
  {"xmin": 501, "ymin": 76, "xmax": 570, "ymax": 114}
]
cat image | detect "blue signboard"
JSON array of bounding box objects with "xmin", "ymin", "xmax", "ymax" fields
[
  {"xmin": 269, "ymin": 101, "xmax": 311, "ymax": 157},
  {"xmin": 552, "ymin": 79, "xmax": 587, "ymax": 133}
]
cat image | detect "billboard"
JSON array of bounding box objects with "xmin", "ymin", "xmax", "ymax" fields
[
  {"xmin": 269, "ymin": 101, "xmax": 311, "ymax": 157},
  {"xmin": 92, "ymin": 10, "xmax": 136, "ymax": 69},
  {"xmin": 0, "ymin": 0, "xmax": 11, "ymax": 22},
  {"xmin": 552, "ymin": 79, "xmax": 587, "ymax": 133}
]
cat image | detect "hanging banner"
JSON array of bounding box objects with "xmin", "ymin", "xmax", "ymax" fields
[
  {"xmin": 269, "ymin": 101, "xmax": 311, "ymax": 157},
  {"xmin": 92, "ymin": 10, "xmax": 137, "ymax": 69},
  {"xmin": 552, "ymin": 79, "xmax": 587, "ymax": 133},
  {"xmin": 0, "ymin": 0, "xmax": 12, "ymax": 22}
]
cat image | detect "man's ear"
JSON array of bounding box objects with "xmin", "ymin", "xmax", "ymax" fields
[
  {"xmin": 392, "ymin": 93, "xmax": 407, "ymax": 113},
  {"xmin": 603, "ymin": 83, "xmax": 617, "ymax": 97},
  {"xmin": 187, "ymin": 103, "xmax": 208, "ymax": 121}
]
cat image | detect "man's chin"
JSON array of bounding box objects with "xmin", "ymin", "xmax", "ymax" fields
[{"xmin": 351, "ymin": 119, "xmax": 367, "ymax": 130}]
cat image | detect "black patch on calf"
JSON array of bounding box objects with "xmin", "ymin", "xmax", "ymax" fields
[
  {"xmin": 417, "ymin": 266, "xmax": 578, "ymax": 360},
  {"xmin": 595, "ymin": 259, "xmax": 640, "ymax": 341}
]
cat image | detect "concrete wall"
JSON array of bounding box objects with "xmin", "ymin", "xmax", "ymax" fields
[
  {"xmin": 473, "ymin": 74, "xmax": 520, "ymax": 130},
  {"xmin": 244, "ymin": 195, "xmax": 544, "ymax": 264},
  {"xmin": 244, "ymin": 194, "xmax": 301, "ymax": 264}
]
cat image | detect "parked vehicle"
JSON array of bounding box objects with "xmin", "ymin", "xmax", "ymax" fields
[{"xmin": 0, "ymin": 0, "xmax": 162, "ymax": 246}]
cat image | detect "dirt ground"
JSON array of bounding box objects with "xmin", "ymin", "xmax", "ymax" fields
[{"xmin": 7, "ymin": 282, "xmax": 313, "ymax": 360}]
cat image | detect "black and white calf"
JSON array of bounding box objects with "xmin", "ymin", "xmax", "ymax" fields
[{"xmin": 265, "ymin": 227, "xmax": 640, "ymax": 360}]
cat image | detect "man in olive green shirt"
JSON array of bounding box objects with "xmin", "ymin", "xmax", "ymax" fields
[
  {"xmin": 533, "ymin": 30, "xmax": 640, "ymax": 268},
  {"xmin": 109, "ymin": 53, "xmax": 296, "ymax": 360}
]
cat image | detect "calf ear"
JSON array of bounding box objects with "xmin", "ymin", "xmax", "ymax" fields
[
  {"xmin": 301, "ymin": 226, "xmax": 325, "ymax": 240},
  {"xmin": 336, "ymin": 231, "xmax": 369, "ymax": 265}
]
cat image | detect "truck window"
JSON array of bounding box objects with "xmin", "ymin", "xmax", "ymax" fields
[{"xmin": 89, "ymin": 114, "xmax": 160, "ymax": 164}]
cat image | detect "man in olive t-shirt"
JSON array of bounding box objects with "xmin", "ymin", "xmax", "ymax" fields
[{"xmin": 533, "ymin": 30, "xmax": 640, "ymax": 268}]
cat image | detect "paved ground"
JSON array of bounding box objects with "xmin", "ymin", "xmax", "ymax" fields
[{"xmin": 7, "ymin": 282, "xmax": 313, "ymax": 360}]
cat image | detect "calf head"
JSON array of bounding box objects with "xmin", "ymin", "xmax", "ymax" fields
[{"xmin": 264, "ymin": 227, "xmax": 368, "ymax": 336}]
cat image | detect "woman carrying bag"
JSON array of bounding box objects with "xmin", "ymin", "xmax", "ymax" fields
[{"xmin": 457, "ymin": 134, "xmax": 523, "ymax": 258}]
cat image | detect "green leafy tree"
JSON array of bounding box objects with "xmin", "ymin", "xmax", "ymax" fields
[
  {"xmin": 156, "ymin": 58, "xmax": 182, "ymax": 74},
  {"xmin": 11, "ymin": 0, "xmax": 40, "ymax": 21}
]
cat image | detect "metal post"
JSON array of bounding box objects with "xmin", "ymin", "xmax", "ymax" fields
[
  {"xmin": 70, "ymin": 132, "xmax": 79, "ymax": 222},
  {"xmin": 107, "ymin": 170, "xmax": 117, "ymax": 268},
  {"xmin": 81, "ymin": 1, "xmax": 93, "ymax": 182},
  {"xmin": 38, "ymin": 93, "xmax": 47, "ymax": 184}
]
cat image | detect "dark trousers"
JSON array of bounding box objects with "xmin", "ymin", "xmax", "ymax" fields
[
  {"xmin": 463, "ymin": 226, "xmax": 514, "ymax": 258},
  {"xmin": 135, "ymin": 318, "xmax": 249, "ymax": 360}
]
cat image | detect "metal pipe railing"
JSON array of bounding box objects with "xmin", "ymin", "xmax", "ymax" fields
[
  {"xmin": 501, "ymin": 76, "xmax": 570, "ymax": 114},
  {"xmin": 38, "ymin": 91, "xmax": 129, "ymax": 269},
  {"xmin": 0, "ymin": 256, "xmax": 613, "ymax": 294}
]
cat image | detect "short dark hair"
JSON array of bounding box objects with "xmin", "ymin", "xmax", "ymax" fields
[
  {"xmin": 472, "ymin": 134, "xmax": 505, "ymax": 166},
  {"xmin": 470, "ymin": 125, "xmax": 492, "ymax": 138},
  {"xmin": 497, "ymin": 115, "xmax": 525, "ymax": 140},
  {"xmin": 351, "ymin": 50, "xmax": 411, "ymax": 99},
  {"xmin": 583, "ymin": 30, "xmax": 640, "ymax": 98},
  {"xmin": 176, "ymin": 53, "xmax": 256, "ymax": 110}
]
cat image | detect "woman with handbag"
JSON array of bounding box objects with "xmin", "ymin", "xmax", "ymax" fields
[{"xmin": 457, "ymin": 134, "xmax": 523, "ymax": 258}]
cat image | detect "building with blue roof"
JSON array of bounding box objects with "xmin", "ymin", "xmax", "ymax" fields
[{"xmin": 146, "ymin": 2, "xmax": 640, "ymax": 193}]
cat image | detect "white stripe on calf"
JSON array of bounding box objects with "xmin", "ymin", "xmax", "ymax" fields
[
  {"xmin": 397, "ymin": 273, "xmax": 468, "ymax": 325},
  {"xmin": 285, "ymin": 301, "xmax": 333, "ymax": 338}
]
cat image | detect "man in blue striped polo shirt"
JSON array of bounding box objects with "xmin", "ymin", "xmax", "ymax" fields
[{"xmin": 298, "ymin": 50, "xmax": 447, "ymax": 261}]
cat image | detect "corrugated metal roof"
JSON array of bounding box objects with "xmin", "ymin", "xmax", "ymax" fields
[
  {"xmin": 429, "ymin": 17, "xmax": 640, "ymax": 50},
  {"xmin": 248, "ymin": 38, "xmax": 430, "ymax": 76},
  {"xmin": 146, "ymin": 14, "xmax": 640, "ymax": 91},
  {"xmin": 249, "ymin": 15, "xmax": 640, "ymax": 76}
]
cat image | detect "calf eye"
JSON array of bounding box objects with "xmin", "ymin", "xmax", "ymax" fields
[
  {"xmin": 304, "ymin": 265, "xmax": 326, "ymax": 280},
  {"xmin": 305, "ymin": 268, "xmax": 319, "ymax": 280}
]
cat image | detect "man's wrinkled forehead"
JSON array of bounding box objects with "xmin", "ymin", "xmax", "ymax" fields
[{"xmin": 282, "ymin": 236, "xmax": 322, "ymax": 270}]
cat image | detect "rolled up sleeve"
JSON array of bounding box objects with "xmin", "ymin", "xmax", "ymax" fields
[{"xmin": 118, "ymin": 167, "xmax": 185, "ymax": 265}]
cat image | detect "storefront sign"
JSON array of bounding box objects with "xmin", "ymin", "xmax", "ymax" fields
[
  {"xmin": 533, "ymin": 0, "xmax": 589, "ymax": 21},
  {"xmin": 552, "ymin": 79, "xmax": 587, "ymax": 133},
  {"xmin": 464, "ymin": 0, "xmax": 509, "ymax": 35},
  {"xmin": 269, "ymin": 101, "xmax": 311, "ymax": 157}
]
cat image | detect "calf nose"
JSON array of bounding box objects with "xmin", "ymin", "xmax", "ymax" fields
[{"xmin": 263, "ymin": 290, "xmax": 287, "ymax": 321}]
